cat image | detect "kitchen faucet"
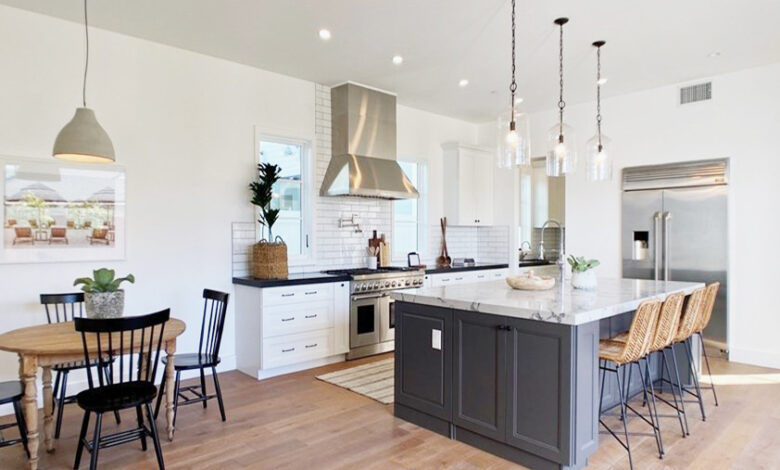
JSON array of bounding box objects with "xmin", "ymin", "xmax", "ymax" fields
[{"xmin": 539, "ymin": 219, "xmax": 565, "ymax": 281}]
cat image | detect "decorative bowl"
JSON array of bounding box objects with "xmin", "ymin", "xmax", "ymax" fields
[{"xmin": 506, "ymin": 272, "xmax": 556, "ymax": 291}]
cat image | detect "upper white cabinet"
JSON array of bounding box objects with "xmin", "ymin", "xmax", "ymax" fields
[{"xmin": 442, "ymin": 142, "xmax": 494, "ymax": 226}]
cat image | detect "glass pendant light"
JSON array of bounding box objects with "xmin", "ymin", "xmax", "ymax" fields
[
  {"xmin": 586, "ymin": 41, "xmax": 613, "ymax": 181},
  {"xmin": 546, "ymin": 17, "xmax": 575, "ymax": 177},
  {"xmin": 53, "ymin": 0, "xmax": 115, "ymax": 163},
  {"xmin": 498, "ymin": 0, "xmax": 530, "ymax": 168}
]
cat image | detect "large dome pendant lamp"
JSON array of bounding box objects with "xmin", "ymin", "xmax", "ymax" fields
[
  {"xmin": 546, "ymin": 17, "xmax": 575, "ymax": 177},
  {"xmin": 498, "ymin": 0, "xmax": 530, "ymax": 169},
  {"xmin": 586, "ymin": 41, "xmax": 613, "ymax": 181},
  {"xmin": 53, "ymin": 0, "xmax": 115, "ymax": 163}
]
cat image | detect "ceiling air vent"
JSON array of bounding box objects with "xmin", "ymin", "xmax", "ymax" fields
[{"xmin": 680, "ymin": 82, "xmax": 712, "ymax": 105}]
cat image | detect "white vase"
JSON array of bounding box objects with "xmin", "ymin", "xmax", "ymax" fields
[
  {"xmin": 85, "ymin": 290, "xmax": 125, "ymax": 319},
  {"xmin": 571, "ymin": 270, "xmax": 597, "ymax": 290}
]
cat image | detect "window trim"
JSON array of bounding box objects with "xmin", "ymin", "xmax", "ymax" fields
[
  {"xmin": 254, "ymin": 128, "xmax": 314, "ymax": 267},
  {"xmin": 392, "ymin": 160, "xmax": 427, "ymax": 263}
]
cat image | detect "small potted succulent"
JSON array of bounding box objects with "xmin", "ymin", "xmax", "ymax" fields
[
  {"xmin": 74, "ymin": 268, "xmax": 135, "ymax": 319},
  {"xmin": 567, "ymin": 255, "xmax": 600, "ymax": 290}
]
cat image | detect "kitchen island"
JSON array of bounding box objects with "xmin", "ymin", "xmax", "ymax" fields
[{"xmin": 390, "ymin": 278, "xmax": 703, "ymax": 470}]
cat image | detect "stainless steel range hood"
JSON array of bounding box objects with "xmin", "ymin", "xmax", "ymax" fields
[{"xmin": 319, "ymin": 83, "xmax": 419, "ymax": 200}]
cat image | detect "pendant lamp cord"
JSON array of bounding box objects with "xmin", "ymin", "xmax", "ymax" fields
[
  {"xmin": 509, "ymin": 0, "xmax": 517, "ymax": 124},
  {"xmin": 557, "ymin": 21, "xmax": 565, "ymax": 139},
  {"xmin": 82, "ymin": 0, "xmax": 89, "ymax": 108},
  {"xmin": 596, "ymin": 45, "xmax": 602, "ymax": 149}
]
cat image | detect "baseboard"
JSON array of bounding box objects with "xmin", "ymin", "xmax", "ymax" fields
[
  {"xmin": 729, "ymin": 347, "xmax": 780, "ymax": 370},
  {"xmin": 253, "ymin": 354, "xmax": 346, "ymax": 380}
]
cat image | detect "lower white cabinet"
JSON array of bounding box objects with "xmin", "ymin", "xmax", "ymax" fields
[
  {"xmin": 235, "ymin": 280, "xmax": 350, "ymax": 380},
  {"xmin": 428, "ymin": 268, "xmax": 509, "ymax": 287}
]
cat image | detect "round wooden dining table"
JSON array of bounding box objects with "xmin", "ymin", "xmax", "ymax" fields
[{"xmin": 0, "ymin": 318, "xmax": 186, "ymax": 470}]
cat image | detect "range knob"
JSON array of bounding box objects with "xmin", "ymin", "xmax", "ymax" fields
[{"xmin": 391, "ymin": 280, "xmax": 398, "ymax": 287}]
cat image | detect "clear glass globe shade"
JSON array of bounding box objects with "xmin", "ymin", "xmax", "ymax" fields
[
  {"xmin": 496, "ymin": 112, "xmax": 531, "ymax": 168},
  {"xmin": 546, "ymin": 122, "xmax": 576, "ymax": 177},
  {"xmin": 586, "ymin": 134, "xmax": 613, "ymax": 181}
]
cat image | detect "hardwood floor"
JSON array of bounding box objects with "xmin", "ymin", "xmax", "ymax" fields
[{"xmin": 1, "ymin": 354, "xmax": 779, "ymax": 469}]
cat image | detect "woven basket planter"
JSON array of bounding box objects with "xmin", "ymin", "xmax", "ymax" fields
[{"xmin": 251, "ymin": 239, "xmax": 288, "ymax": 279}]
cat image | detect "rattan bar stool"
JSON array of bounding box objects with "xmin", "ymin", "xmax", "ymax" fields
[
  {"xmin": 694, "ymin": 282, "xmax": 721, "ymax": 408},
  {"xmin": 598, "ymin": 299, "xmax": 662, "ymax": 469}
]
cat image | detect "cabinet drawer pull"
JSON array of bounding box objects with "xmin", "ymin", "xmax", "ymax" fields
[
  {"xmin": 477, "ymin": 275, "xmax": 485, "ymax": 279},
  {"xmin": 442, "ymin": 278, "xmax": 451, "ymax": 282},
  {"xmin": 281, "ymin": 347, "xmax": 295, "ymax": 353},
  {"xmin": 455, "ymin": 277, "xmax": 464, "ymax": 281},
  {"xmin": 305, "ymin": 291, "xmax": 317, "ymax": 295},
  {"xmin": 305, "ymin": 314, "xmax": 317, "ymax": 319},
  {"xmin": 281, "ymin": 293, "xmax": 295, "ymax": 298},
  {"xmin": 305, "ymin": 343, "xmax": 318, "ymax": 349},
  {"xmin": 281, "ymin": 317, "xmax": 295, "ymax": 322}
]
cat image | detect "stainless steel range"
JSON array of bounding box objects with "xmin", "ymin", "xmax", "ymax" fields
[{"xmin": 322, "ymin": 267, "xmax": 425, "ymax": 359}]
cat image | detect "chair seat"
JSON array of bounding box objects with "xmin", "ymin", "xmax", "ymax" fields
[
  {"xmin": 0, "ymin": 381, "xmax": 23, "ymax": 405},
  {"xmin": 163, "ymin": 353, "xmax": 220, "ymax": 370},
  {"xmin": 610, "ymin": 332, "xmax": 629, "ymax": 343},
  {"xmin": 77, "ymin": 381, "xmax": 157, "ymax": 412},
  {"xmin": 599, "ymin": 339, "xmax": 631, "ymax": 365}
]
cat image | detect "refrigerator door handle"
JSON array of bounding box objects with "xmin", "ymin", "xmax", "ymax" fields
[
  {"xmin": 663, "ymin": 211, "xmax": 672, "ymax": 281},
  {"xmin": 653, "ymin": 211, "xmax": 662, "ymax": 281}
]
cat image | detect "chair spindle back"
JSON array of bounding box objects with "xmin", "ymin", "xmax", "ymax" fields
[
  {"xmin": 198, "ymin": 289, "xmax": 229, "ymax": 361},
  {"xmin": 40, "ymin": 293, "xmax": 84, "ymax": 324}
]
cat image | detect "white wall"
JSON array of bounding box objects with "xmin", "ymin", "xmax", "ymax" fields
[
  {"xmin": 527, "ymin": 62, "xmax": 780, "ymax": 369},
  {"xmin": 0, "ymin": 5, "xmax": 490, "ymax": 393}
]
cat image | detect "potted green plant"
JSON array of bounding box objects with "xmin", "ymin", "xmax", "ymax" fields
[
  {"xmin": 249, "ymin": 162, "xmax": 288, "ymax": 279},
  {"xmin": 567, "ymin": 255, "xmax": 600, "ymax": 290},
  {"xmin": 74, "ymin": 268, "xmax": 135, "ymax": 318}
]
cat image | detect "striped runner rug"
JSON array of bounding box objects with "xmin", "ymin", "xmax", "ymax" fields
[{"xmin": 316, "ymin": 358, "xmax": 394, "ymax": 404}]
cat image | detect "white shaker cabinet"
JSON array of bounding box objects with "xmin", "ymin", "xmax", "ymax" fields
[{"xmin": 442, "ymin": 142, "xmax": 494, "ymax": 226}]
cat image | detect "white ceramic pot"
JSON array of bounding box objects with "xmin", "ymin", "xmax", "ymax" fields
[
  {"xmin": 85, "ymin": 290, "xmax": 125, "ymax": 319},
  {"xmin": 571, "ymin": 270, "xmax": 597, "ymax": 291}
]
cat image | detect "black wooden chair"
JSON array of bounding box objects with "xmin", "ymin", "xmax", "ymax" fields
[
  {"xmin": 40, "ymin": 293, "xmax": 120, "ymax": 439},
  {"xmin": 154, "ymin": 289, "xmax": 228, "ymax": 428},
  {"xmin": 0, "ymin": 381, "xmax": 29, "ymax": 457},
  {"xmin": 73, "ymin": 309, "xmax": 169, "ymax": 470}
]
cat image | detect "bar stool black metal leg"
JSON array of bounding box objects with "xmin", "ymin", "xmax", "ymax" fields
[
  {"xmin": 136, "ymin": 406, "xmax": 147, "ymax": 451},
  {"xmin": 200, "ymin": 367, "xmax": 208, "ymax": 409},
  {"xmin": 669, "ymin": 344, "xmax": 690, "ymax": 435},
  {"xmin": 74, "ymin": 411, "xmax": 90, "ymax": 470},
  {"xmin": 212, "ymin": 366, "xmax": 226, "ymax": 421},
  {"xmin": 12, "ymin": 399, "xmax": 29, "ymax": 457},
  {"xmin": 89, "ymin": 412, "xmax": 103, "ymax": 470},
  {"xmin": 598, "ymin": 359, "xmax": 607, "ymax": 414},
  {"xmin": 145, "ymin": 402, "xmax": 166, "ymax": 470},
  {"xmin": 154, "ymin": 369, "xmax": 167, "ymax": 419},
  {"xmin": 684, "ymin": 339, "xmax": 706, "ymax": 421},
  {"xmin": 615, "ymin": 364, "xmax": 634, "ymax": 470},
  {"xmin": 55, "ymin": 370, "xmax": 68, "ymax": 439},
  {"xmin": 661, "ymin": 348, "xmax": 687, "ymax": 437},
  {"xmin": 697, "ymin": 332, "xmax": 719, "ymax": 406},
  {"xmin": 642, "ymin": 358, "xmax": 664, "ymax": 457}
]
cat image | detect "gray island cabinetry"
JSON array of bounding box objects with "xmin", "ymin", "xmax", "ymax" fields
[{"xmin": 392, "ymin": 278, "xmax": 702, "ymax": 469}]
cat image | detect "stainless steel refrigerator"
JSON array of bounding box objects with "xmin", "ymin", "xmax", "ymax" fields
[{"xmin": 622, "ymin": 159, "xmax": 728, "ymax": 350}]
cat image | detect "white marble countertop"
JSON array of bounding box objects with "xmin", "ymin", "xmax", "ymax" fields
[{"xmin": 391, "ymin": 277, "xmax": 704, "ymax": 325}]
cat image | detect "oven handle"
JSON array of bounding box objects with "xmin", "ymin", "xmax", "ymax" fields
[{"xmin": 351, "ymin": 292, "xmax": 391, "ymax": 301}]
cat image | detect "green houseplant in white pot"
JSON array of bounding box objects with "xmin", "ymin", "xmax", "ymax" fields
[
  {"xmin": 74, "ymin": 268, "xmax": 135, "ymax": 319},
  {"xmin": 567, "ymin": 256, "xmax": 600, "ymax": 291}
]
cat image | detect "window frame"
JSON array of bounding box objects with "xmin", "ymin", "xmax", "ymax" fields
[
  {"xmin": 392, "ymin": 160, "xmax": 427, "ymax": 263},
  {"xmin": 254, "ymin": 129, "xmax": 314, "ymax": 267}
]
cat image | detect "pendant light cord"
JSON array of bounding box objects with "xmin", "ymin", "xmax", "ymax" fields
[
  {"xmin": 596, "ymin": 45, "xmax": 602, "ymax": 148},
  {"xmin": 82, "ymin": 0, "xmax": 89, "ymax": 108},
  {"xmin": 509, "ymin": 0, "xmax": 517, "ymax": 123},
  {"xmin": 557, "ymin": 21, "xmax": 565, "ymax": 139}
]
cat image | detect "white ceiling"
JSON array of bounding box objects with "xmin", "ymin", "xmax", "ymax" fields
[{"xmin": 3, "ymin": 0, "xmax": 780, "ymax": 122}]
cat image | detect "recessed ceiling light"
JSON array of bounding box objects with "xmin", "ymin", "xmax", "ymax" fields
[
  {"xmin": 597, "ymin": 77, "xmax": 608, "ymax": 85},
  {"xmin": 458, "ymin": 79, "xmax": 469, "ymax": 87},
  {"xmin": 708, "ymin": 51, "xmax": 721, "ymax": 58},
  {"xmin": 514, "ymin": 97, "xmax": 524, "ymax": 104},
  {"xmin": 318, "ymin": 29, "xmax": 332, "ymax": 40},
  {"xmin": 392, "ymin": 55, "xmax": 404, "ymax": 65}
]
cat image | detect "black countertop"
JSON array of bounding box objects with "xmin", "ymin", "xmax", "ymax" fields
[
  {"xmin": 232, "ymin": 272, "xmax": 350, "ymax": 288},
  {"xmin": 425, "ymin": 263, "xmax": 509, "ymax": 275}
]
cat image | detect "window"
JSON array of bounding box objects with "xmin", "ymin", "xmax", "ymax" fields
[
  {"xmin": 393, "ymin": 160, "xmax": 427, "ymax": 260},
  {"xmin": 257, "ymin": 134, "xmax": 312, "ymax": 263}
]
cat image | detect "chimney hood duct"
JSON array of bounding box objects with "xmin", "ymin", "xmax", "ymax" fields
[{"xmin": 319, "ymin": 83, "xmax": 419, "ymax": 200}]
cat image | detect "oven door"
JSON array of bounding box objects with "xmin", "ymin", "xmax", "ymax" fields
[
  {"xmin": 380, "ymin": 295, "xmax": 395, "ymax": 342},
  {"xmin": 350, "ymin": 294, "xmax": 381, "ymax": 348}
]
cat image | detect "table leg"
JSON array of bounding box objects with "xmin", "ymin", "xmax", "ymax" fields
[
  {"xmin": 164, "ymin": 339, "xmax": 176, "ymax": 440},
  {"xmin": 42, "ymin": 366, "xmax": 54, "ymax": 452},
  {"xmin": 20, "ymin": 355, "xmax": 39, "ymax": 470}
]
